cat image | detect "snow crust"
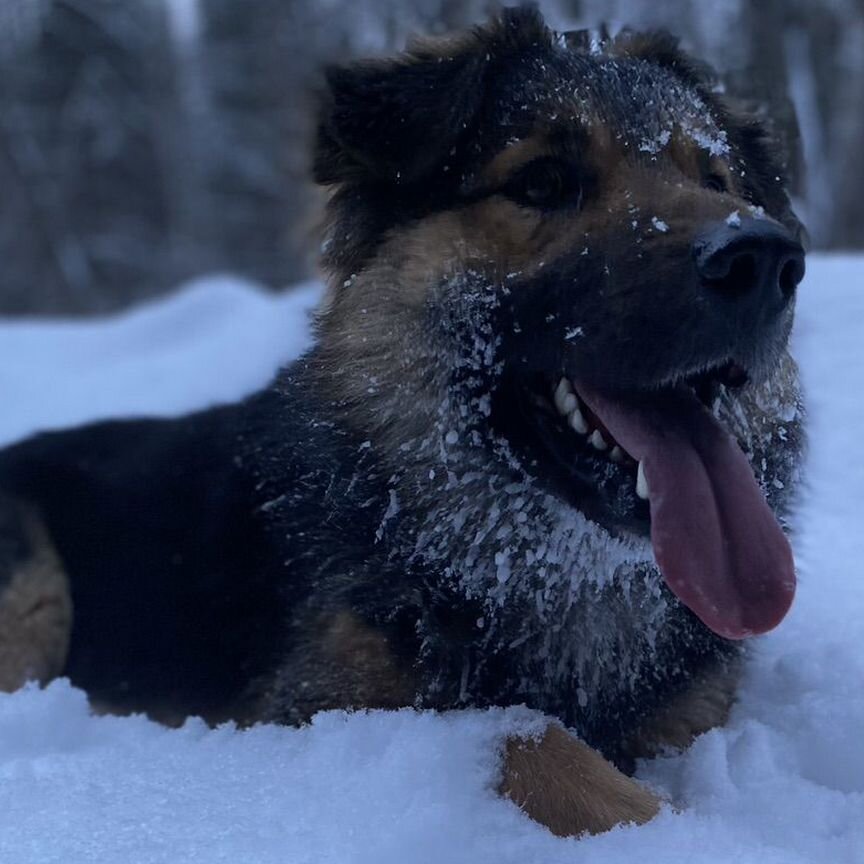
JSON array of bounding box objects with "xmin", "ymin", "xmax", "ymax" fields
[
  {"xmin": 0, "ymin": 275, "xmax": 321, "ymax": 448},
  {"xmin": 0, "ymin": 258, "xmax": 863, "ymax": 862}
]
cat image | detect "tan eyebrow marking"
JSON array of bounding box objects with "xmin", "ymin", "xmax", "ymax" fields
[
  {"xmin": 479, "ymin": 135, "xmax": 551, "ymax": 187},
  {"xmin": 669, "ymin": 132, "xmax": 734, "ymax": 188}
]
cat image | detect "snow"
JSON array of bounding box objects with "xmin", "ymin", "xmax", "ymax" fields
[
  {"xmin": 0, "ymin": 275, "xmax": 322, "ymax": 448},
  {"xmin": 1, "ymin": 257, "xmax": 863, "ymax": 862}
]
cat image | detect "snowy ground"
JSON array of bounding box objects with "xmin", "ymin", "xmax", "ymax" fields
[
  {"xmin": 0, "ymin": 256, "xmax": 862, "ymax": 863},
  {"xmin": 0, "ymin": 275, "xmax": 321, "ymax": 448}
]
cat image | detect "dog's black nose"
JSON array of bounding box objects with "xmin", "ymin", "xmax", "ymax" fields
[{"xmin": 694, "ymin": 218, "xmax": 805, "ymax": 307}]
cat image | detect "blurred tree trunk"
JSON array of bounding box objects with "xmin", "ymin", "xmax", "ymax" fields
[
  {"xmin": 0, "ymin": 0, "xmax": 179, "ymax": 314},
  {"xmin": 786, "ymin": 1, "xmax": 864, "ymax": 247}
]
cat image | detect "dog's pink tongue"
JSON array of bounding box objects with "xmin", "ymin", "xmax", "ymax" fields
[{"xmin": 576, "ymin": 383, "xmax": 795, "ymax": 639}]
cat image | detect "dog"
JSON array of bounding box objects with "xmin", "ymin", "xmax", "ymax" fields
[{"xmin": 0, "ymin": 7, "xmax": 806, "ymax": 837}]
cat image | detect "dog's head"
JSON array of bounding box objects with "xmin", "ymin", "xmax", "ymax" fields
[{"xmin": 312, "ymin": 7, "xmax": 805, "ymax": 642}]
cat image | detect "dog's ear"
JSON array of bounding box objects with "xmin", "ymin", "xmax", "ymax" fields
[
  {"xmin": 314, "ymin": 46, "xmax": 486, "ymax": 187},
  {"xmin": 314, "ymin": 6, "xmax": 553, "ymax": 186}
]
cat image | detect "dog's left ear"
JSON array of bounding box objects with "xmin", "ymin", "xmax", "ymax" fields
[{"xmin": 314, "ymin": 46, "xmax": 486, "ymax": 187}]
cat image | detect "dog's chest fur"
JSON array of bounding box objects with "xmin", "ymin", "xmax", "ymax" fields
[{"xmin": 245, "ymin": 362, "xmax": 737, "ymax": 754}]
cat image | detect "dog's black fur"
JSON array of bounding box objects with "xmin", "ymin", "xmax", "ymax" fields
[{"xmin": 0, "ymin": 7, "xmax": 805, "ymax": 817}]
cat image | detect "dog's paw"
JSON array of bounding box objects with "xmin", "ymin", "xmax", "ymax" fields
[{"xmin": 499, "ymin": 724, "xmax": 661, "ymax": 837}]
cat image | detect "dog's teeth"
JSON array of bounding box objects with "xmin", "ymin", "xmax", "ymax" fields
[
  {"xmin": 589, "ymin": 429, "xmax": 607, "ymax": 451},
  {"xmin": 554, "ymin": 379, "xmax": 573, "ymax": 414},
  {"xmin": 636, "ymin": 460, "xmax": 650, "ymax": 500},
  {"xmin": 609, "ymin": 445, "xmax": 624, "ymax": 463},
  {"xmin": 568, "ymin": 403, "xmax": 589, "ymax": 434}
]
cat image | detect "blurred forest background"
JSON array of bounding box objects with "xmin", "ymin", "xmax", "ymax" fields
[{"xmin": 0, "ymin": 0, "xmax": 862, "ymax": 315}]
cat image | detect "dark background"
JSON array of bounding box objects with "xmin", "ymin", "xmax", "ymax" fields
[{"xmin": 1, "ymin": 0, "xmax": 861, "ymax": 315}]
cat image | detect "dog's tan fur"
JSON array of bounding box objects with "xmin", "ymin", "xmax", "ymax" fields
[
  {"xmin": 317, "ymin": 610, "xmax": 416, "ymax": 709},
  {"xmin": 0, "ymin": 508, "xmax": 71, "ymax": 692},
  {"xmin": 497, "ymin": 657, "xmax": 739, "ymax": 834},
  {"xmin": 623, "ymin": 660, "xmax": 743, "ymax": 761},
  {"xmin": 500, "ymin": 724, "xmax": 661, "ymax": 836}
]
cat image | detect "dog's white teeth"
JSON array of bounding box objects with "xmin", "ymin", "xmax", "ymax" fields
[
  {"xmin": 555, "ymin": 378, "xmax": 591, "ymax": 434},
  {"xmin": 636, "ymin": 460, "xmax": 650, "ymax": 500},
  {"xmin": 568, "ymin": 403, "xmax": 589, "ymax": 434},
  {"xmin": 554, "ymin": 378, "xmax": 573, "ymax": 414},
  {"xmin": 589, "ymin": 429, "xmax": 608, "ymax": 451},
  {"xmin": 552, "ymin": 378, "xmax": 637, "ymax": 472}
]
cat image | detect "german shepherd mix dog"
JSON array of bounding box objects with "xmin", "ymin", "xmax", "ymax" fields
[{"xmin": 0, "ymin": 7, "xmax": 805, "ymax": 836}]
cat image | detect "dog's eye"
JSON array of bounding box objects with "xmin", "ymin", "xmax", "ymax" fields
[
  {"xmin": 704, "ymin": 173, "xmax": 727, "ymax": 193},
  {"xmin": 506, "ymin": 158, "xmax": 582, "ymax": 209}
]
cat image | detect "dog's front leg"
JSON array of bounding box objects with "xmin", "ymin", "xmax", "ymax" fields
[{"xmin": 499, "ymin": 724, "xmax": 661, "ymax": 837}]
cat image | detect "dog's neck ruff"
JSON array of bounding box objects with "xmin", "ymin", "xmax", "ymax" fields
[
  {"xmin": 364, "ymin": 278, "xmax": 666, "ymax": 708},
  {"xmin": 388, "ymin": 395, "xmax": 668, "ymax": 710}
]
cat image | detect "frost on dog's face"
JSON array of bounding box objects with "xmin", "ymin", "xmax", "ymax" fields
[{"xmin": 313, "ymin": 8, "xmax": 805, "ymax": 642}]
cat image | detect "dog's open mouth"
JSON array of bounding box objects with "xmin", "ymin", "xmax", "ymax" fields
[{"xmin": 495, "ymin": 362, "xmax": 796, "ymax": 640}]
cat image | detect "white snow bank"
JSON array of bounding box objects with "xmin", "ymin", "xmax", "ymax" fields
[
  {"xmin": 0, "ymin": 685, "xmax": 553, "ymax": 864},
  {"xmin": 0, "ymin": 258, "xmax": 862, "ymax": 863},
  {"xmin": 0, "ymin": 275, "xmax": 322, "ymax": 448}
]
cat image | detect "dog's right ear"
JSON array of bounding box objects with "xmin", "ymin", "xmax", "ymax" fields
[{"xmin": 313, "ymin": 44, "xmax": 487, "ymax": 187}]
